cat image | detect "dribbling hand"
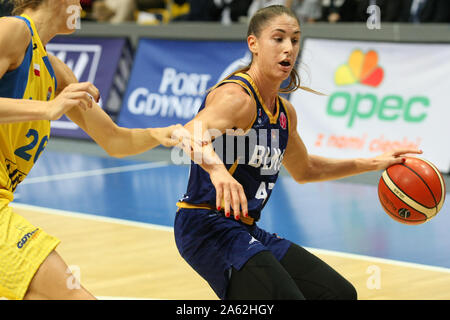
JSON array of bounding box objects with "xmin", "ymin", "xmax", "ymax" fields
[{"xmin": 370, "ymin": 148, "xmax": 423, "ymax": 170}]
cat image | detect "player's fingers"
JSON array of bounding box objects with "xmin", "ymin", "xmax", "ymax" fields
[
  {"xmin": 75, "ymin": 97, "xmax": 89, "ymax": 111},
  {"xmin": 63, "ymin": 99, "xmax": 86, "ymax": 112},
  {"xmin": 238, "ymin": 186, "xmax": 248, "ymax": 218},
  {"xmin": 230, "ymin": 186, "xmax": 241, "ymax": 220},
  {"xmin": 191, "ymin": 136, "xmax": 204, "ymax": 155},
  {"xmin": 392, "ymin": 157, "xmax": 406, "ymax": 165},
  {"xmin": 66, "ymin": 82, "xmax": 100, "ymax": 103},
  {"xmin": 178, "ymin": 134, "xmax": 192, "ymax": 153},
  {"xmin": 216, "ymin": 183, "xmax": 223, "ymax": 212},
  {"xmin": 62, "ymin": 96, "xmax": 85, "ymax": 112},
  {"xmin": 223, "ymin": 186, "xmax": 231, "ymax": 218},
  {"xmin": 78, "ymin": 82, "xmax": 100, "ymax": 102},
  {"xmin": 390, "ymin": 149, "xmax": 422, "ymax": 157},
  {"xmin": 171, "ymin": 125, "xmax": 188, "ymax": 141},
  {"xmin": 68, "ymin": 92, "xmax": 93, "ymax": 110},
  {"xmin": 162, "ymin": 137, "xmax": 180, "ymax": 147}
]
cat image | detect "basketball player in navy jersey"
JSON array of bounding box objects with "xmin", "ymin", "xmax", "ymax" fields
[{"xmin": 175, "ymin": 5, "xmax": 422, "ymax": 300}]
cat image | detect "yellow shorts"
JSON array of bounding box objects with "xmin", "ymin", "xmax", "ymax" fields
[{"xmin": 0, "ymin": 200, "xmax": 60, "ymax": 300}]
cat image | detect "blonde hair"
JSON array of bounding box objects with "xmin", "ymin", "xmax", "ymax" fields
[{"xmin": 227, "ymin": 5, "xmax": 323, "ymax": 95}]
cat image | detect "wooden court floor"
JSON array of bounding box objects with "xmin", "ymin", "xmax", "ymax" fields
[{"xmin": 11, "ymin": 204, "xmax": 450, "ymax": 300}]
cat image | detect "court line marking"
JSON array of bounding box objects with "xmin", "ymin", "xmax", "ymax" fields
[
  {"xmin": 11, "ymin": 202, "xmax": 173, "ymax": 232},
  {"xmin": 21, "ymin": 161, "xmax": 170, "ymax": 185},
  {"xmin": 10, "ymin": 202, "xmax": 450, "ymax": 275},
  {"xmin": 304, "ymin": 247, "xmax": 450, "ymax": 274}
]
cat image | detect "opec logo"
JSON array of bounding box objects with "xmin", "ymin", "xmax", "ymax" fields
[
  {"xmin": 327, "ymin": 49, "xmax": 429, "ymax": 128},
  {"xmin": 334, "ymin": 50, "xmax": 384, "ymax": 87}
]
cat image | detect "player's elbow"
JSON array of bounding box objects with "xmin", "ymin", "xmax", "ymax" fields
[
  {"xmin": 288, "ymin": 160, "xmax": 314, "ymax": 184},
  {"xmin": 101, "ymin": 142, "xmax": 124, "ymax": 158},
  {"xmin": 294, "ymin": 176, "xmax": 309, "ymax": 184},
  {"xmin": 106, "ymin": 149, "xmax": 127, "ymax": 159},
  {"xmin": 291, "ymin": 162, "xmax": 316, "ymax": 185},
  {"xmin": 103, "ymin": 140, "xmax": 128, "ymax": 159},
  {"xmin": 97, "ymin": 126, "xmax": 128, "ymax": 158},
  {"xmin": 293, "ymin": 172, "xmax": 311, "ymax": 184}
]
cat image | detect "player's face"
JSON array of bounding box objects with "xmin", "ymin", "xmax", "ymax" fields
[{"xmin": 250, "ymin": 14, "xmax": 301, "ymax": 81}]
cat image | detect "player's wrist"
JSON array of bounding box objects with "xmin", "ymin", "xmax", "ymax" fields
[
  {"xmin": 207, "ymin": 163, "xmax": 228, "ymax": 177},
  {"xmin": 20, "ymin": 99, "xmax": 50, "ymax": 121}
]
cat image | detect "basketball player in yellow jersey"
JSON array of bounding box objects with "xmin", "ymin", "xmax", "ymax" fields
[{"xmin": 0, "ymin": 0, "xmax": 184, "ymax": 300}]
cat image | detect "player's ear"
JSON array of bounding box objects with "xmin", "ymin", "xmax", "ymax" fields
[{"xmin": 247, "ymin": 35, "xmax": 258, "ymax": 55}]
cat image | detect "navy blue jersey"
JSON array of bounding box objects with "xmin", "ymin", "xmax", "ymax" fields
[{"xmin": 177, "ymin": 73, "xmax": 291, "ymax": 221}]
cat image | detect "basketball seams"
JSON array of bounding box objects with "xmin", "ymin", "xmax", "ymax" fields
[
  {"xmin": 379, "ymin": 198, "xmax": 426, "ymax": 224},
  {"xmin": 379, "ymin": 176, "xmax": 428, "ymax": 222},
  {"xmin": 379, "ymin": 158, "xmax": 446, "ymax": 224},
  {"xmin": 399, "ymin": 163, "xmax": 438, "ymax": 211},
  {"xmin": 382, "ymin": 170, "xmax": 435, "ymax": 217},
  {"xmin": 419, "ymin": 158, "xmax": 446, "ymax": 213}
]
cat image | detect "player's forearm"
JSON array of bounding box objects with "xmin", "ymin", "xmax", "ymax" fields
[
  {"xmin": 179, "ymin": 118, "xmax": 230, "ymax": 175},
  {"xmin": 303, "ymin": 155, "xmax": 374, "ymax": 182},
  {"xmin": 67, "ymin": 103, "xmax": 161, "ymax": 158},
  {"xmin": 0, "ymin": 98, "xmax": 48, "ymax": 123},
  {"xmin": 178, "ymin": 127, "xmax": 229, "ymax": 176},
  {"xmin": 196, "ymin": 144, "xmax": 228, "ymax": 175},
  {"xmin": 102, "ymin": 126, "xmax": 160, "ymax": 158}
]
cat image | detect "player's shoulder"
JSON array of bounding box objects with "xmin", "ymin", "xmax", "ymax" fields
[
  {"xmin": 203, "ymin": 81, "xmax": 256, "ymax": 129},
  {"xmin": 210, "ymin": 81, "xmax": 255, "ymax": 109},
  {"xmin": 0, "ymin": 17, "xmax": 32, "ymax": 59},
  {"xmin": 0, "ymin": 17, "xmax": 31, "ymax": 44}
]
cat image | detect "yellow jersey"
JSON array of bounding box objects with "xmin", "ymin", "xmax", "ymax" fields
[{"xmin": 0, "ymin": 14, "xmax": 57, "ymax": 202}]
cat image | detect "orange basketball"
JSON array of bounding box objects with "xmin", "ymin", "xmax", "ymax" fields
[{"xmin": 378, "ymin": 157, "xmax": 446, "ymax": 225}]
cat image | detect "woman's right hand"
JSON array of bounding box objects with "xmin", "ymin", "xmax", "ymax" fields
[
  {"xmin": 209, "ymin": 166, "xmax": 248, "ymax": 221},
  {"xmin": 44, "ymin": 82, "xmax": 100, "ymax": 120}
]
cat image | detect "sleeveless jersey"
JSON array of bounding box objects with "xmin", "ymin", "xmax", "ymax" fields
[
  {"xmin": 177, "ymin": 73, "xmax": 291, "ymax": 222},
  {"xmin": 0, "ymin": 14, "xmax": 57, "ymax": 201}
]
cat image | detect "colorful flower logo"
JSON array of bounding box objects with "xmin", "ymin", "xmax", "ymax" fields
[{"xmin": 335, "ymin": 50, "xmax": 384, "ymax": 87}]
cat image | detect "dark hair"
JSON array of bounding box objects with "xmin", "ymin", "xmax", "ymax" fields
[
  {"xmin": 0, "ymin": 0, "xmax": 14, "ymax": 16},
  {"xmin": 228, "ymin": 5, "xmax": 323, "ymax": 95},
  {"xmin": 12, "ymin": 0, "xmax": 45, "ymax": 15}
]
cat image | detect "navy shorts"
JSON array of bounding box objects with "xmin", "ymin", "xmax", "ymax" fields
[{"xmin": 174, "ymin": 208, "xmax": 292, "ymax": 299}]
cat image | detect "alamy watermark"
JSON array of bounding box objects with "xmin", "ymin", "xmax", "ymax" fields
[
  {"xmin": 366, "ymin": 265, "xmax": 381, "ymax": 290},
  {"xmin": 367, "ymin": 5, "xmax": 381, "ymax": 30},
  {"xmin": 66, "ymin": 265, "xmax": 81, "ymax": 290},
  {"xmin": 66, "ymin": 5, "xmax": 81, "ymax": 30},
  {"xmin": 170, "ymin": 121, "xmax": 285, "ymax": 176}
]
